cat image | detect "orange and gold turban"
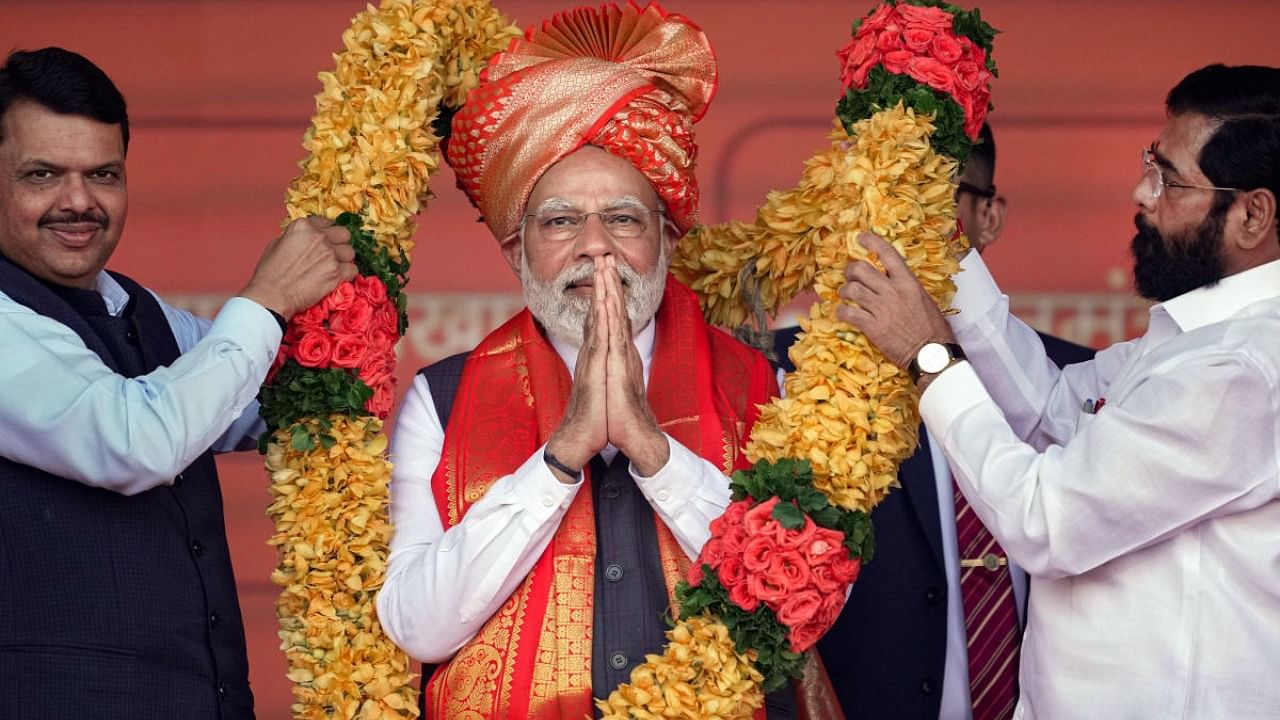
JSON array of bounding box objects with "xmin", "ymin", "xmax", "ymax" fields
[{"xmin": 447, "ymin": 0, "xmax": 716, "ymax": 241}]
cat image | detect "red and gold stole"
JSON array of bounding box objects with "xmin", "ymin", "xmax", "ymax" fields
[{"xmin": 424, "ymin": 278, "xmax": 775, "ymax": 719}]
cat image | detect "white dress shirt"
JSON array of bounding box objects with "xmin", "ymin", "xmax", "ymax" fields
[
  {"xmin": 774, "ymin": 365, "xmax": 1027, "ymax": 720},
  {"xmin": 0, "ymin": 271, "xmax": 278, "ymax": 495},
  {"xmin": 377, "ymin": 319, "xmax": 738, "ymax": 663},
  {"xmin": 921, "ymin": 252, "xmax": 1280, "ymax": 719}
]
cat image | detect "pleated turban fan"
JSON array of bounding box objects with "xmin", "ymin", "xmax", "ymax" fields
[{"xmin": 447, "ymin": 0, "xmax": 717, "ymax": 242}]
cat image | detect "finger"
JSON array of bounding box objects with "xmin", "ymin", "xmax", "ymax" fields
[
  {"xmin": 843, "ymin": 255, "xmax": 887, "ymax": 282},
  {"xmin": 591, "ymin": 257, "xmax": 609, "ymax": 348},
  {"xmin": 325, "ymin": 225, "xmax": 352, "ymax": 245},
  {"xmin": 338, "ymin": 261, "xmax": 359, "ymax": 282},
  {"xmin": 605, "ymin": 281, "xmax": 623, "ymax": 352},
  {"xmin": 838, "ymin": 279, "xmax": 876, "ymax": 308},
  {"xmin": 856, "ymin": 233, "xmax": 910, "ymax": 279},
  {"xmin": 333, "ymin": 243, "xmax": 356, "ymax": 263},
  {"xmin": 604, "ymin": 258, "xmax": 630, "ymax": 340},
  {"xmin": 604, "ymin": 272, "xmax": 627, "ymax": 356},
  {"xmin": 305, "ymin": 214, "xmax": 335, "ymax": 230},
  {"xmin": 842, "ymin": 261, "xmax": 891, "ymax": 298},
  {"xmin": 834, "ymin": 302, "xmax": 875, "ymax": 331}
]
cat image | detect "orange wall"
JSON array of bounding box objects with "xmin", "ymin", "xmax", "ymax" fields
[{"xmin": 5, "ymin": 1, "xmax": 1280, "ymax": 716}]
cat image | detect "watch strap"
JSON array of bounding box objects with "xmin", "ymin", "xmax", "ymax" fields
[{"xmin": 908, "ymin": 341, "xmax": 965, "ymax": 383}]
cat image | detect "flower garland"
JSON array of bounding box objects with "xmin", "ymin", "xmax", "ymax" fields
[
  {"xmin": 601, "ymin": 2, "xmax": 998, "ymax": 717},
  {"xmin": 260, "ymin": 1, "xmax": 519, "ymax": 717}
]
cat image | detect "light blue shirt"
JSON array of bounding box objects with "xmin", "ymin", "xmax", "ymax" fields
[{"xmin": 0, "ymin": 271, "xmax": 280, "ymax": 495}]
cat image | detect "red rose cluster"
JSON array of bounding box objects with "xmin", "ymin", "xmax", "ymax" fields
[
  {"xmin": 836, "ymin": 2, "xmax": 993, "ymax": 139},
  {"xmin": 690, "ymin": 497, "xmax": 862, "ymax": 652},
  {"xmin": 271, "ymin": 275, "xmax": 400, "ymax": 418}
]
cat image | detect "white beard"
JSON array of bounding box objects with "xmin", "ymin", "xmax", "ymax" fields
[{"xmin": 521, "ymin": 244, "xmax": 668, "ymax": 346}]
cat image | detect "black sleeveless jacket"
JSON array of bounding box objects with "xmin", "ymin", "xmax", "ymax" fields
[{"xmin": 0, "ymin": 254, "xmax": 253, "ymax": 719}]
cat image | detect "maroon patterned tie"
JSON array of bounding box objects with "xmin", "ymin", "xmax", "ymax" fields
[{"xmin": 954, "ymin": 476, "xmax": 1020, "ymax": 720}]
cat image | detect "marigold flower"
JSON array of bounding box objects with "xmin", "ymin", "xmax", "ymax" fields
[
  {"xmin": 597, "ymin": 614, "xmax": 765, "ymax": 720},
  {"xmin": 267, "ymin": 3, "xmax": 518, "ymax": 715}
]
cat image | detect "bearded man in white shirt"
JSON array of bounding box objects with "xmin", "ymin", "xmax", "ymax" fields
[
  {"xmin": 373, "ymin": 4, "xmax": 801, "ymax": 718},
  {"xmin": 836, "ymin": 63, "xmax": 1280, "ymax": 719}
]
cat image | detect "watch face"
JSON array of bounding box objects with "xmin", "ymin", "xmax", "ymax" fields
[{"xmin": 917, "ymin": 342, "xmax": 952, "ymax": 374}]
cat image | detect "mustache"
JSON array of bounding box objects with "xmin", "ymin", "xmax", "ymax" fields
[
  {"xmin": 1133, "ymin": 213, "xmax": 1156, "ymax": 236},
  {"xmin": 40, "ymin": 210, "xmax": 109, "ymax": 229}
]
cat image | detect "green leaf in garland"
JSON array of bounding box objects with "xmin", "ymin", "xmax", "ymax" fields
[
  {"xmin": 257, "ymin": 360, "xmax": 376, "ymax": 437},
  {"xmin": 676, "ymin": 572, "xmax": 808, "ymax": 693},
  {"xmin": 837, "ymin": 66, "xmax": 973, "ymax": 163},
  {"xmin": 291, "ymin": 423, "xmax": 315, "ymax": 452},
  {"xmin": 844, "ymin": 508, "xmax": 877, "ymax": 562},
  {"xmin": 771, "ymin": 501, "xmax": 805, "ymax": 530}
]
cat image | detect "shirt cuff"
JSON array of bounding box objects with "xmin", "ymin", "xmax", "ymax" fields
[
  {"xmin": 632, "ymin": 434, "xmax": 692, "ymax": 510},
  {"xmin": 510, "ymin": 446, "xmax": 582, "ymax": 518},
  {"xmin": 919, "ymin": 360, "xmax": 990, "ymax": 439},
  {"xmin": 949, "ymin": 251, "xmax": 1003, "ymax": 334},
  {"xmin": 211, "ymin": 296, "xmax": 285, "ymax": 368}
]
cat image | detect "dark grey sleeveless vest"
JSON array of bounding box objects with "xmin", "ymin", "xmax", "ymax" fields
[{"xmin": 0, "ymin": 254, "xmax": 253, "ymax": 719}]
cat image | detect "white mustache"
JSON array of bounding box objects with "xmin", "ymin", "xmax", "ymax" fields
[{"xmin": 553, "ymin": 261, "xmax": 640, "ymax": 292}]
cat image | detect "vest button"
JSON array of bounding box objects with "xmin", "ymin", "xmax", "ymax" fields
[
  {"xmin": 602, "ymin": 483, "xmax": 620, "ymax": 499},
  {"xmin": 604, "ymin": 564, "xmax": 624, "ymax": 582},
  {"xmin": 191, "ymin": 540, "xmax": 204, "ymax": 557},
  {"xmin": 925, "ymin": 586, "xmax": 944, "ymax": 605},
  {"xmin": 609, "ymin": 651, "xmax": 628, "ymax": 670},
  {"xmin": 218, "ymin": 683, "xmax": 227, "ymax": 701},
  {"xmin": 173, "ymin": 473, "xmax": 185, "ymax": 487},
  {"xmin": 920, "ymin": 676, "xmax": 938, "ymax": 695},
  {"xmin": 209, "ymin": 611, "xmax": 220, "ymax": 629}
]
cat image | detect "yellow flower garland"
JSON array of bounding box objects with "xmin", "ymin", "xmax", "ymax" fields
[
  {"xmin": 284, "ymin": 0, "xmax": 518, "ymax": 260},
  {"xmin": 605, "ymin": 105, "xmax": 966, "ymax": 719},
  {"xmin": 266, "ymin": 1, "xmax": 519, "ymax": 717},
  {"xmin": 266, "ymin": 416, "xmax": 408, "ymax": 718},
  {"xmin": 745, "ymin": 106, "xmax": 963, "ymax": 513},
  {"xmin": 677, "ymin": 105, "xmax": 964, "ymax": 515},
  {"xmin": 598, "ymin": 613, "xmax": 765, "ymax": 719}
]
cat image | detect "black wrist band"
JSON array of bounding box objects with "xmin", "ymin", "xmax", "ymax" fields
[
  {"xmin": 267, "ymin": 308, "xmax": 288, "ymax": 333},
  {"xmin": 544, "ymin": 451, "xmax": 582, "ymax": 479}
]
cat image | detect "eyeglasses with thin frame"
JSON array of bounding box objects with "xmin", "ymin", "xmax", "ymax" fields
[
  {"xmin": 524, "ymin": 208, "xmax": 664, "ymax": 242},
  {"xmin": 1141, "ymin": 147, "xmax": 1241, "ymax": 199}
]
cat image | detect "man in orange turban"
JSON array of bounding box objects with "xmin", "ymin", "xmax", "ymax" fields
[{"xmin": 376, "ymin": 2, "xmax": 786, "ymax": 717}]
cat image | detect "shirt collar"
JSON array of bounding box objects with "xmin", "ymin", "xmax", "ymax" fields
[
  {"xmin": 93, "ymin": 271, "xmax": 131, "ymax": 317},
  {"xmin": 1156, "ymin": 257, "xmax": 1280, "ymax": 332}
]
